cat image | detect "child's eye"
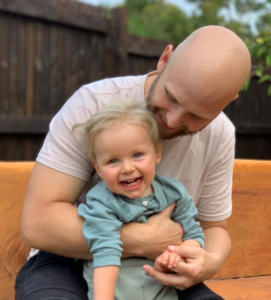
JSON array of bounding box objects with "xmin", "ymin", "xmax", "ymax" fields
[
  {"xmin": 108, "ymin": 159, "xmax": 118, "ymax": 164},
  {"xmin": 134, "ymin": 153, "xmax": 142, "ymax": 158}
]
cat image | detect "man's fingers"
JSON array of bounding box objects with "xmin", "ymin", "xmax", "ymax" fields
[
  {"xmin": 158, "ymin": 202, "xmax": 176, "ymax": 218},
  {"xmin": 168, "ymin": 245, "xmax": 201, "ymax": 257}
]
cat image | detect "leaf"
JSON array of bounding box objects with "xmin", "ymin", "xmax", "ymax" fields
[
  {"xmin": 241, "ymin": 78, "xmax": 250, "ymax": 92},
  {"xmin": 256, "ymin": 47, "xmax": 265, "ymax": 57},
  {"xmin": 266, "ymin": 55, "xmax": 271, "ymax": 67},
  {"xmin": 257, "ymin": 75, "xmax": 271, "ymax": 84},
  {"xmin": 256, "ymin": 37, "xmax": 264, "ymax": 44},
  {"xmin": 254, "ymin": 69, "xmax": 263, "ymax": 77}
]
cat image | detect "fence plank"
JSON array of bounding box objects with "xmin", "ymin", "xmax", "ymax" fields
[
  {"xmin": 128, "ymin": 35, "xmax": 169, "ymax": 57},
  {"xmin": 0, "ymin": 117, "xmax": 51, "ymax": 134},
  {"xmin": 26, "ymin": 22, "xmax": 34, "ymax": 116},
  {"xmin": 0, "ymin": 0, "xmax": 110, "ymax": 33},
  {"xmin": 0, "ymin": 12, "xmax": 9, "ymax": 115}
]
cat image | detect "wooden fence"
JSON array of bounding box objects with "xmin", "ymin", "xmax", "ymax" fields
[
  {"xmin": 0, "ymin": 0, "xmax": 270, "ymax": 161},
  {"xmin": 224, "ymin": 77, "xmax": 271, "ymax": 159}
]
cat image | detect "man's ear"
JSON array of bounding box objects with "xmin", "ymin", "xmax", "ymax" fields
[
  {"xmin": 92, "ymin": 160, "xmax": 102, "ymax": 179},
  {"xmin": 155, "ymin": 145, "xmax": 162, "ymax": 165},
  {"xmin": 157, "ymin": 45, "xmax": 173, "ymax": 72}
]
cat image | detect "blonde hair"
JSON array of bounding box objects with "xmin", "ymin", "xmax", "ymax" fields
[{"xmin": 73, "ymin": 99, "xmax": 161, "ymax": 160}]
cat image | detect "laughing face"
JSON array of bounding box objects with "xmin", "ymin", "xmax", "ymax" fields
[{"xmin": 92, "ymin": 121, "xmax": 161, "ymax": 199}]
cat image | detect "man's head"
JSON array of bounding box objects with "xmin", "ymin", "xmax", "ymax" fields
[{"xmin": 146, "ymin": 25, "xmax": 251, "ymax": 139}]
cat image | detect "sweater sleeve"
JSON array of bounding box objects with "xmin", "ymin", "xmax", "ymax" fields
[
  {"xmin": 172, "ymin": 191, "xmax": 205, "ymax": 248},
  {"xmin": 78, "ymin": 194, "xmax": 123, "ymax": 268}
]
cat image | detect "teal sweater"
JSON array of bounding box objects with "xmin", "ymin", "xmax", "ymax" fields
[{"xmin": 78, "ymin": 174, "xmax": 204, "ymax": 268}]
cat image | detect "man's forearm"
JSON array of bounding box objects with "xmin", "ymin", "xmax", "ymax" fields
[
  {"xmin": 23, "ymin": 200, "xmax": 146, "ymax": 259},
  {"xmin": 22, "ymin": 202, "xmax": 93, "ymax": 259},
  {"xmin": 203, "ymin": 226, "xmax": 231, "ymax": 276},
  {"xmin": 21, "ymin": 163, "xmax": 92, "ymax": 259},
  {"xmin": 23, "ymin": 201, "xmax": 155, "ymax": 260}
]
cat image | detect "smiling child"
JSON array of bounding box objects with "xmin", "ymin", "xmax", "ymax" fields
[{"xmin": 75, "ymin": 99, "xmax": 204, "ymax": 300}]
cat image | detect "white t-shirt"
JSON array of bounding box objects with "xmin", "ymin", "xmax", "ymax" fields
[{"xmin": 37, "ymin": 73, "xmax": 234, "ymax": 222}]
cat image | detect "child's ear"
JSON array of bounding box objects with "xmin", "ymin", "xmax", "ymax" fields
[
  {"xmin": 155, "ymin": 145, "xmax": 162, "ymax": 165},
  {"xmin": 92, "ymin": 160, "xmax": 103, "ymax": 179}
]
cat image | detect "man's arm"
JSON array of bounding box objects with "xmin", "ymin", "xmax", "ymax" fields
[
  {"xmin": 142, "ymin": 219, "xmax": 231, "ymax": 290},
  {"xmin": 22, "ymin": 163, "xmax": 183, "ymax": 259},
  {"xmin": 199, "ymin": 219, "xmax": 231, "ymax": 277},
  {"xmin": 21, "ymin": 162, "xmax": 91, "ymax": 258}
]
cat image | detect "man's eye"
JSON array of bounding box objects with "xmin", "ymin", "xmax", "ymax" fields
[
  {"xmin": 134, "ymin": 153, "xmax": 142, "ymax": 158},
  {"xmin": 165, "ymin": 90, "xmax": 178, "ymax": 104},
  {"xmin": 189, "ymin": 113, "xmax": 202, "ymax": 120},
  {"xmin": 169, "ymin": 97, "xmax": 178, "ymax": 104}
]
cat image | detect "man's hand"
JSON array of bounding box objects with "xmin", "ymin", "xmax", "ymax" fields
[
  {"xmin": 155, "ymin": 250, "xmax": 183, "ymax": 273},
  {"xmin": 121, "ymin": 203, "xmax": 183, "ymax": 260},
  {"xmin": 142, "ymin": 223, "xmax": 231, "ymax": 290},
  {"xmin": 145, "ymin": 203, "xmax": 184, "ymax": 260},
  {"xmin": 143, "ymin": 246, "xmax": 216, "ymax": 289}
]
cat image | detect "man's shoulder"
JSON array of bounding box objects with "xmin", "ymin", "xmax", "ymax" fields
[
  {"xmin": 210, "ymin": 112, "xmax": 235, "ymax": 134},
  {"xmin": 55, "ymin": 74, "xmax": 146, "ymax": 126},
  {"xmin": 81, "ymin": 74, "xmax": 146, "ymax": 96}
]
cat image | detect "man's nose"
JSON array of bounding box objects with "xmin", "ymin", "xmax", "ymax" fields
[{"xmin": 121, "ymin": 160, "xmax": 135, "ymax": 174}]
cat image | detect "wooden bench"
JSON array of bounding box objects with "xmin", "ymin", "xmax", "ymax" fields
[{"xmin": 0, "ymin": 160, "xmax": 271, "ymax": 300}]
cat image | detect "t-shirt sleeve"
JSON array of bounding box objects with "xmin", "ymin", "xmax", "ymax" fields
[
  {"xmin": 196, "ymin": 118, "xmax": 235, "ymax": 222},
  {"xmin": 37, "ymin": 86, "xmax": 98, "ymax": 181}
]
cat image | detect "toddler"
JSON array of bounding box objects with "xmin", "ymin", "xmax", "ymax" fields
[{"xmin": 75, "ymin": 100, "xmax": 204, "ymax": 300}]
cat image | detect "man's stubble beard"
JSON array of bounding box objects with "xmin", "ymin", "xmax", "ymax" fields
[{"xmin": 146, "ymin": 69, "xmax": 199, "ymax": 140}]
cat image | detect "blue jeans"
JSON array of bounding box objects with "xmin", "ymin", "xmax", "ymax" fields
[{"xmin": 15, "ymin": 251, "xmax": 224, "ymax": 300}]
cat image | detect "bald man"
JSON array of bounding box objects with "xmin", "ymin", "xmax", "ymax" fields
[{"xmin": 17, "ymin": 26, "xmax": 251, "ymax": 300}]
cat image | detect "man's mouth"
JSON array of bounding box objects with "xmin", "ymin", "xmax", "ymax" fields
[{"xmin": 157, "ymin": 114, "xmax": 169, "ymax": 129}]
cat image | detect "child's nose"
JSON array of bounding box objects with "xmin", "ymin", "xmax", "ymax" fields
[{"xmin": 121, "ymin": 160, "xmax": 135, "ymax": 174}]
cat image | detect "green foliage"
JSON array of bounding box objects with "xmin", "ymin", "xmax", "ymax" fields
[
  {"xmin": 124, "ymin": 0, "xmax": 162, "ymax": 12},
  {"xmin": 187, "ymin": 0, "xmax": 225, "ymax": 28},
  {"xmin": 187, "ymin": 0, "xmax": 269, "ymax": 39},
  {"xmin": 244, "ymin": 31, "xmax": 271, "ymax": 95},
  {"xmin": 126, "ymin": 1, "xmax": 193, "ymax": 43}
]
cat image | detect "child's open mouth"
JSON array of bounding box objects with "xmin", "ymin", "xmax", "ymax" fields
[
  {"xmin": 121, "ymin": 177, "xmax": 142, "ymax": 188},
  {"xmin": 120, "ymin": 177, "xmax": 143, "ymax": 192}
]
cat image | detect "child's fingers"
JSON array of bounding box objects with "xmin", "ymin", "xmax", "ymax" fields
[
  {"xmin": 167, "ymin": 253, "xmax": 177, "ymax": 268},
  {"xmin": 173, "ymin": 254, "xmax": 181, "ymax": 267},
  {"xmin": 160, "ymin": 250, "xmax": 170, "ymax": 266},
  {"xmin": 168, "ymin": 253, "xmax": 182, "ymax": 268},
  {"xmin": 155, "ymin": 254, "xmax": 163, "ymax": 265},
  {"xmin": 154, "ymin": 256, "xmax": 164, "ymax": 272}
]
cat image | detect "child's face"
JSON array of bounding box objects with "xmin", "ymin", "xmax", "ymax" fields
[{"xmin": 92, "ymin": 121, "xmax": 161, "ymax": 199}]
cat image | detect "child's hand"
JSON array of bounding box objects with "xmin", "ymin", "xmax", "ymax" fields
[{"xmin": 154, "ymin": 250, "xmax": 184, "ymax": 273}]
